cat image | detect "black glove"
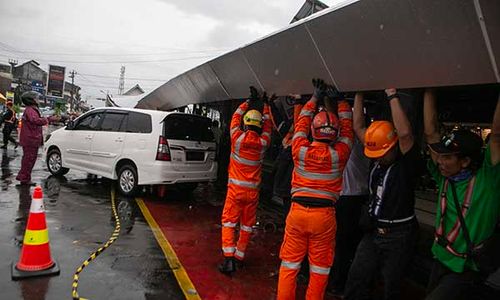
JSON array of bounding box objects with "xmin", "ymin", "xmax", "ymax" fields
[
  {"xmin": 249, "ymin": 86, "xmax": 260, "ymax": 101},
  {"xmin": 312, "ymin": 78, "xmax": 327, "ymax": 100},
  {"xmin": 325, "ymin": 85, "xmax": 344, "ymax": 101},
  {"xmin": 261, "ymin": 92, "xmax": 269, "ymax": 104},
  {"xmin": 290, "ymin": 95, "xmax": 307, "ymax": 105}
]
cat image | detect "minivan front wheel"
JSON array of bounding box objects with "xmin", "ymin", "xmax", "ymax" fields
[
  {"xmin": 117, "ymin": 164, "xmax": 138, "ymax": 196},
  {"xmin": 46, "ymin": 148, "xmax": 70, "ymax": 176}
]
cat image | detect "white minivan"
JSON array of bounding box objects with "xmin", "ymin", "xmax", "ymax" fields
[{"xmin": 44, "ymin": 107, "xmax": 217, "ymax": 195}]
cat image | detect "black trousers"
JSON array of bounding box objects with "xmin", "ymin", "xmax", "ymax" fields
[
  {"xmin": 426, "ymin": 260, "xmax": 500, "ymax": 300},
  {"xmin": 330, "ymin": 195, "xmax": 367, "ymax": 292},
  {"xmin": 2, "ymin": 125, "xmax": 16, "ymax": 146},
  {"xmin": 273, "ymin": 147, "xmax": 293, "ymax": 199},
  {"xmin": 272, "ymin": 147, "xmax": 293, "ymax": 218},
  {"xmin": 344, "ymin": 220, "xmax": 418, "ymax": 300}
]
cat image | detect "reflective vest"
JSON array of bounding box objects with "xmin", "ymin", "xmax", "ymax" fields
[
  {"xmin": 228, "ymin": 102, "xmax": 272, "ymax": 189},
  {"xmin": 291, "ymin": 99, "xmax": 353, "ymax": 202}
]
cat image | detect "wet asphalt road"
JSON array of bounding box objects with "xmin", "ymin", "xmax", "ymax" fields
[{"xmin": 0, "ymin": 138, "xmax": 184, "ymax": 299}]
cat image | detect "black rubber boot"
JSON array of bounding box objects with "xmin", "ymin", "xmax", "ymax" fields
[
  {"xmin": 234, "ymin": 258, "xmax": 244, "ymax": 271},
  {"xmin": 218, "ymin": 257, "xmax": 236, "ymax": 275}
]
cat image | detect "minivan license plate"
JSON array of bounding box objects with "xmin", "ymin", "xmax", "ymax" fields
[{"xmin": 186, "ymin": 152, "xmax": 204, "ymax": 161}]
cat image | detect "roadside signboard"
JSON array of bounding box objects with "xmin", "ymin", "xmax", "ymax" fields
[
  {"xmin": 31, "ymin": 80, "xmax": 45, "ymax": 94},
  {"xmin": 46, "ymin": 65, "xmax": 65, "ymax": 98}
]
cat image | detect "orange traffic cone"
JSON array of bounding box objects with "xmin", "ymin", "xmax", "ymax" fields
[{"xmin": 12, "ymin": 186, "xmax": 60, "ymax": 280}]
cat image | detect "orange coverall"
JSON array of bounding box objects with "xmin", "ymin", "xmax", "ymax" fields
[
  {"xmin": 277, "ymin": 99, "xmax": 353, "ymax": 299},
  {"xmin": 221, "ymin": 101, "xmax": 272, "ymax": 261}
]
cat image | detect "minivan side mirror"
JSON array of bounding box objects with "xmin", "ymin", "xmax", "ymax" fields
[{"xmin": 66, "ymin": 120, "xmax": 75, "ymax": 130}]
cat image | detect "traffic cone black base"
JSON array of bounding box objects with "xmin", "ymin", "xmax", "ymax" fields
[{"xmin": 11, "ymin": 260, "xmax": 60, "ymax": 280}]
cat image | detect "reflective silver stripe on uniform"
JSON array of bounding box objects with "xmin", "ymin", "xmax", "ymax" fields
[
  {"xmin": 299, "ymin": 110, "xmax": 314, "ymax": 118},
  {"xmin": 293, "ymin": 131, "xmax": 308, "ymax": 141},
  {"xmin": 230, "ymin": 127, "xmax": 239, "ymax": 136},
  {"xmin": 310, "ymin": 265, "xmax": 331, "ymax": 275},
  {"xmin": 281, "ymin": 260, "xmax": 301, "ymax": 270},
  {"xmin": 235, "ymin": 249, "xmax": 245, "ymax": 258},
  {"xmin": 240, "ymin": 225, "xmax": 253, "ymax": 233},
  {"xmin": 295, "ymin": 167, "xmax": 340, "ymax": 180},
  {"xmin": 263, "ymin": 114, "xmax": 270, "ymax": 120},
  {"xmin": 377, "ymin": 215, "xmax": 415, "ymax": 224},
  {"xmin": 298, "ymin": 146, "xmax": 308, "ymax": 170},
  {"xmin": 338, "ymin": 111, "xmax": 353, "ymax": 119},
  {"xmin": 222, "ymin": 222, "xmax": 237, "ymax": 228},
  {"xmin": 291, "ymin": 187, "xmax": 339, "ymax": 199},
  {"xmin": 262, "ymin": 131, "xmax": 271, "ymax": 139},
  {"xmin": 234, "ymin": 132, "xmax": 246, "ymax": 154},
  {"xmin": 231, "ymin": 153, "xmax": 261, "ymax": 166},
  {"xmin": 235, "ymin": 108, "xmax": 244, "ymax": 115},
  {"xmin": 337, "ymin": 137, "xmax": 353, "ymax": 149},
  {"xmin": 228, "ymin": 178, "xmax": 259, "ymax": 189},
  {"xmin": 223, "ymin": 247, "xmax": 235, "ymax": 254},
  {"xmin": 329, "ymin": 148, "xmax": 339, "ymax": 170}
]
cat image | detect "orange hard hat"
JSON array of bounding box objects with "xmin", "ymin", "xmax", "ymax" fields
[
  {"xmin": 311, "ymin": 111, "xmax": 339, "ymax": 142},
  {"xmin": 364, "ymin": 121, "xmax": 398, "ymax": 158}
]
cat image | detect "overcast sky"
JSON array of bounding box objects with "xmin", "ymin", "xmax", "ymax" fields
[{"xmin": 0, "ymin": 0, "xmax": 342, "ymax": 107}]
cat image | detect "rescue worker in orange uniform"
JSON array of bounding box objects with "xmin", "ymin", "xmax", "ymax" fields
[
  {"xmin": 219, "ymin": 87, "xmax": 273, "ymax": 275},
  {"xmin": 277, "ymin": 79, "xmax": 354, "ymax": 299}
]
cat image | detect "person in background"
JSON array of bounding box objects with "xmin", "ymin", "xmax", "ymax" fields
[
  {"xmin": 345, "ymin": 89, "xmax": 421, "ymax": 300},
  {"xmin": 16, "ymin": 91, "xmax": 48, "ymax": 186},
  {"xmin": 212, "ymin": 119, "xmax": 222, "ymax": 147},
  {"xmin": 277, "ymin": 79, "xmax": 353, "ymax": 299},
  {"xmin": 272, "ymin": 94, "xmax": 305, "ymax": 218},
  {"xmin": 423, "ymin": 90, "xmax": 500, "ymax": 300},
  {"xmin": 219, "ymin": 87, "xmax": 272, "ymax": 275},
  {"xmin": 330, "ymin": 136, "xmax": 370, "ymax": 296},
  {"xmin": 1, "ymin": 100, "xmax": 19, "ymax": 149}
]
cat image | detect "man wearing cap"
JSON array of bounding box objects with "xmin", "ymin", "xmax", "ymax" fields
[
  {"xmin": 345, "ymin": 89, "xmax": 421, "ymax": 300},
  {"xmin": 1, "ymin": 100, "xmax": 19, "ymax": 149},
  {"xmin": 424, "ymin": 90, "xmax": 500, "ymax": 299}
]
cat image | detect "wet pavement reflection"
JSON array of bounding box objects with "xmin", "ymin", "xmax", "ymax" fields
[{"xmin": 0, "ymin": 135, "xmax": 184, "ymax": 300}]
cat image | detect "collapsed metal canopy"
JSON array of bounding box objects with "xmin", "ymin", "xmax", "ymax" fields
[{"xmin": 137, "ymin": 0, "xmax": 500, "ymax": 111}]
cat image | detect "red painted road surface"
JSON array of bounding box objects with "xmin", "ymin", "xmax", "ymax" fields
[
  {"xmin": 143, "ymin": 187, "xmax": 424, "ymax": 300},
  {"xmin": 143, "ymin": 189, "xmax": 286, "ymax": 300}
]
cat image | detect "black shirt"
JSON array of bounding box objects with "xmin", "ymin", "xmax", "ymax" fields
[{"xmin": 368, "ymin": 145, "xmax": 422, "ymax": 222}]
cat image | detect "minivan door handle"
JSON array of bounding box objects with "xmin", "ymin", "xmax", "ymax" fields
[
  {"xmin": 85, "ymin": 135, "xmax": 93, "ymax": 140},
  {"xmin": 115, "ymin": 138, "xmax": 123, "ymax": 142}
]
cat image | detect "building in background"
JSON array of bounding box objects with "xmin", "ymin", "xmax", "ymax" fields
[
  {"xmin": 122, "ymin": 84, "xmax": 144, "ymax": 96},
  {"xmin": 290, "ymin": 0, "xmax": 328, "ymax": 23},
  {"xmin": 105, "ymin": 83, "xmax": 146, "ymax": 108},
  {"xmin": 0, "ymin": 63, "xmax": 12, "ymax": 97}
]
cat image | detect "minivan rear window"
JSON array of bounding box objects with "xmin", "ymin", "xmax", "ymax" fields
[
  {"xmin": 163, "ymin": 114, "xmax": 215, "ymax": 142},
  {"xmin": 124, "ymin": 112, "xmax": 152, "ymax": 133}
]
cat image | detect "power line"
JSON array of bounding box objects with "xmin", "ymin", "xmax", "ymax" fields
[
  {"xmin": 0, "ymin": 48, "xmax": 228, "ymax": 57},
  {"xmin": 77, "ymin": 73, "xmax": 167, "ymax": 82},
  {"xmin": 0, "ymin": 52, "xmax": 215, "ymax": 64}
]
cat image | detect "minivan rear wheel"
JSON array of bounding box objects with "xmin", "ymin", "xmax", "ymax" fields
[
  {"xmin": 117, "ymin": 164, "xmax": 138, "ymax": 196},
  {"xmin": 46, "ymin": 148, "xmax": 70, "ymax": 176}
]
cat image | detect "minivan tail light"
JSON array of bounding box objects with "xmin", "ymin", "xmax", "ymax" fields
[{"xmin": 156, "ymin": 136, "xmax": 171, "ymax": 161}]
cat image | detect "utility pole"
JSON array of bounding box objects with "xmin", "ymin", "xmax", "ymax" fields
[
  {"xmin": 69, "ymin": 70, "xmax": 76, "ymax": 112},
  {"xmin": 118, "ymin": 66, "xmax": 125, "ymax": 95}
]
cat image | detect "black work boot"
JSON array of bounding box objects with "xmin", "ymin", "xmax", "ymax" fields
[
  {"xmin": 234, "ymin": 258, "xmax": 244, "ymax": 271},
  {"xmin": 218, "ymin": 257, "xmax": 236, "ymax": 275}
]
